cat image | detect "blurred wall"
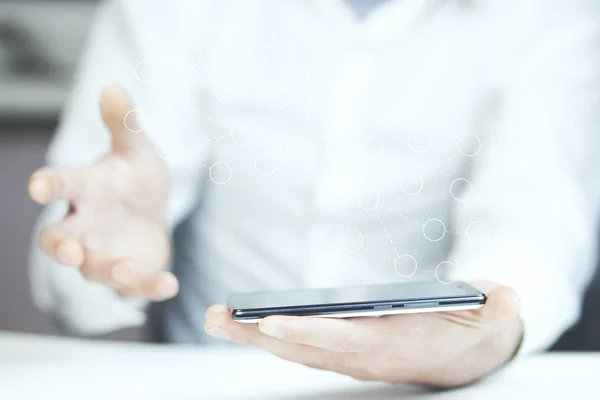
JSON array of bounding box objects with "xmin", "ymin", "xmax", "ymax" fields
[{"xmin": 0, "ymin": 129, "xmax": 54, "ymax": 335}]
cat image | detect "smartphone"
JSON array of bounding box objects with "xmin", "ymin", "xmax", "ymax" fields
[{"xmin": 228, "ymin": 280, "xmax": 486, "ymax": 322}]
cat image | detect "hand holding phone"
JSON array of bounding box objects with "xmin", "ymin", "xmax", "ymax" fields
[{"xmin": 206, "ymin": 280, "xmax": 523, "ymax": 388}]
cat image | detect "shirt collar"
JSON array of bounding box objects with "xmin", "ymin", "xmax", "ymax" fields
[{"xmin": 304, "ymin": 0, "xmax": 440, "ymax": 43}]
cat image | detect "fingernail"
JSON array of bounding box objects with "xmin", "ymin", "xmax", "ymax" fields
[
  {"xmin": 30, "ymin": 178, "xmax": 51, "ymax": 202},
  {"xmin": 154, "ymin": 278, "xmax": 175, "ymax": 297},
  {"xmin": 206, "ymin": 326, "xmax": 231, "ymax": 340},
  {"xmin": 112, "ymin": 263, "xmax": 131, "ymax": 285},
  {"xmin": 259, "ymin": 323, "xmax": 284, "ymax": 339}
]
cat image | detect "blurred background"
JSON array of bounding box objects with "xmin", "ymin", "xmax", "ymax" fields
[
  {"xmin": 0, "ymin": 0, "xmax": 598, "ymax": 349},
  {"xmin": 0, "ymin": 0, "xmax": 147, "ymax": 342}
]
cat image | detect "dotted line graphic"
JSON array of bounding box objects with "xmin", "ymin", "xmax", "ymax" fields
[
  {"xmin": 366, "ymin": 247, "xmax": 395, "ymax": 263},
  {"xmin": 412, "ymin": 240, "xmax": 425, "ymax": 257},
  {"xmin": 440, "ymin": 201, "xmax": 453, "ymax": 221},
  {"xmin": 131, "ymin": 24, "xmax": 491, "ymax": 283},
  {"xmin": 422, "ymin": 205, "xmax": 431, "ymax": 220},
  {"xmin": 428, "ymin": 152, "xmax": 459, "ymax": 175},
  {"xmin": 386, "ymin": 207, "xmax": 422, "ymax": 225},
  {"xmin": 375, "ymin": 207, "xmax": 399, "ymax": 257},
  {"xmin": 435, "ymin": 242, "xmax": 445, "ymax": 261}
]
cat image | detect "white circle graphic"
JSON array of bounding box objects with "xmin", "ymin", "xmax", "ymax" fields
[
  {"xmin": 423, "ymin": 219, "xmax": 446, "ymax": 242},
  {"xmin": 319, "ymin": 203, "xmax": 339, "ymax": 213},
  {"xmin": 466, "ymin": 221, "xmax": 489, "ymax": 244},
  {"xmin": 394, "ymin": 254, "xmax": 418, "ymax": 278},
  {"xmin": 408, "ymin": 130, "xmax": 431, "ymax": 153},
  {"xmin": 361, "ymin": 135, "xmax": 383, "ymax": 154},
  {"xmin": 209, "ymin": 162, "xmax": 233, "ymax": 185},
  {"xmin": 254, "ymin": 153, "xmax": 278, "ymax": 176},
  {"xmin": 157, "ymin": 142, "xmax": 201, "ymax": 162},
  {"xmin": 401, "ymin": 173, "xmax": 424, "ymax": 196},
  {"xmin": 124, "ymin": 110, "xmax": 143, "ymax": 133},
  {"xmin": 180, "ymin": 45, "xmax": 202, "ymax": 68},
  {"xmin": 459, "ymin": 134, "xmax": 481, "ymax": 157},
  {"xmin": 154, "ymin": 143, "xmax": 169, "ymax": 160},
  {"xmin": 229, "ymin": 123, "xmax": 247, "ymax": 146},
  {"xmin": 357, "ymin": 190, "xmax": 380, "ymax": 211},
  {"xmin": 341, "ymin": 229, "xmax": 363, "ymax": 252},
  {"xmin": 135, "ymin": 61, "xmax": 159, "ymax": 83},
  {"xmin": 435, "ymin": 261, "xmax": 457, "ymax": 284},
  {"xmin": 449, "ymin": 178, "xmax": 472, "ymax": 202}
]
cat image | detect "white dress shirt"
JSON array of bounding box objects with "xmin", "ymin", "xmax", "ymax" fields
[{"xmin": 29, "ymin": 0, "xmax": 600, "ymax": 356}]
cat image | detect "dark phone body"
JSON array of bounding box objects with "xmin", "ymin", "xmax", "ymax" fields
[{"xmin": 228, "ymin": 280, "xmax": 486, "ymax": 322}]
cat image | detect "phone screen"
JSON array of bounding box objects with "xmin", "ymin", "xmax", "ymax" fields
[{"xmin": 228, "ymin": 281, "xmax": 482, "ymax": 310}]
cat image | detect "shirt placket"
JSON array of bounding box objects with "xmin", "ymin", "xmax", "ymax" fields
[{"xmin": 304, "ymin": 0, "xmax": 435, "ymax": 287}]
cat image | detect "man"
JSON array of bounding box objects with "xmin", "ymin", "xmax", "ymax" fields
[{"xmin": 27, "ymin": 0, "xmax": 600, "ymax": 388}]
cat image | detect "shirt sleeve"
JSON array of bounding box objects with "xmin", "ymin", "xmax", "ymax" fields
[
  {"xmin": 451, "ymin": 1, "xmax": 600, "ymax": 356},
  {"xmin": 29, "ymin": 0, "xmax": 213, "ymax": 335}
]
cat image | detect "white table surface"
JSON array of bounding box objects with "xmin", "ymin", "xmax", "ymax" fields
[{"xmin": 0, "ymin": 331, "xmax": 597, "ymax": 399}]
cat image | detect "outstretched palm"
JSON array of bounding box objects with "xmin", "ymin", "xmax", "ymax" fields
[{"xmin": 29, "ymin": 86, "xmax": 178, "ymax": 301}]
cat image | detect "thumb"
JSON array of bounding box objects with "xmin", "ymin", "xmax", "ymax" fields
[
  {"xmin": 469, "ymin": 280, "xmax": 521, "ymax": 324},
  {"xmin": 100, "ymin": 85, "xmax": 150, "ymax": 153}
]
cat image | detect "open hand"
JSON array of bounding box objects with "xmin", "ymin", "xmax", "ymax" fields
[
  {"xmin": 204, "ymin": 281, "xmax": 523, "ymax": 388},
  {"xmin": 28, "ymin": 85, "xmax": 178, "ymax": 301}
]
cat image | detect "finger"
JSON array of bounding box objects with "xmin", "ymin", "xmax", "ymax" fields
[
  {"xmin": 437, "ymin": 281, "xmax": 521, "ymax": 331},
  {"xmin": 258, "ymin": 315, "xmax": 377, "ymax": 353},
  {"xmin": 39, "ymin": 222, "xmax": 85, "ymax": 267},
  {"xmin": 477, "ymin": 285, "xmax": 521, "ymax": 323},
  {"xmin": 468, "ymin": 280, "xmax": 521, "ymax": 323},
  {"xmin": 77, "ymin": 250, "xmax": 125, "ymax": 284},
  {"xmin": 77, "ymin": 250, "xmax": 178, "ymax": 301},
  {"xmin": 204, "ymin": 306, "xmax": 343, "ymax": 371},
  {"xmin": 115, "ymin": 267, "xmax": 179, "ymax": 301},
  {"xmin": 100, "ymin": 85, "xmax": 150, "ymax": 153},
  {"xmin": 29, "ymin": 166, "xmax": 87, "ymax": 204},
  {"xmin": 206, "ymin": 304, "xmax": 229, "ymax": 318}
]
